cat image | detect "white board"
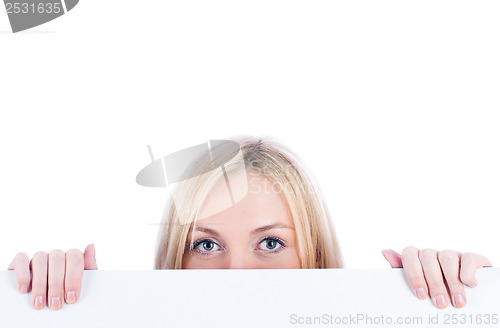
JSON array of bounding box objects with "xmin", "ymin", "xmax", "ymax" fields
[{"xmin": 0, "ymin": 268, "xmax": 499, "ymax": 327}]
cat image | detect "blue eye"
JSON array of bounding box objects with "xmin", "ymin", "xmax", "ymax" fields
[
  {"xmin": 192, "ymin": 239, "xmax": 222, "ymax": 254},
  {"xmin": 257, "ymin": 237, "xmax": 285, "ymax": 252}
]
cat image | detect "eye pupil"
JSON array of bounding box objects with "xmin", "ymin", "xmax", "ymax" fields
[
  {"xmin": 203, "ymin": 241, "xmax": 214, "ymax": 251},
  {"xmin": 266, "ymin": 240, "xmax": 277, "ymax": 249}
]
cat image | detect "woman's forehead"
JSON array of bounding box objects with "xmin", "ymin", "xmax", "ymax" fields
[{"xmin": 196, "ymin": 173, "xmax": 294, "ymax": 229}]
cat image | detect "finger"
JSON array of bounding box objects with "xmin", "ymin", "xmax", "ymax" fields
[
  {"xmin": 8, "ymin": 253, "xmax": 31, "ymax": 294},
  {"xmin": 401, "ymin": 246, "xmax": 428, "ymax": 300},
  {"xmin": 48, "ymin": 250, "xmax": 66, "ymax": 310},
  {"xmin": 84, "ymin": 244, "xmax": 98, "ymax": 270},
  {"xmin": 382, "ymin": 249, "xmax": 403, "ymax": 268},
  {"xmin": 64, "ymin": 249, "xmax": 84, "ymax": 304},
  {"xmin": 439, "ymin": 250, "xmax": 466, "ymax": 308},
  {"xmin": 419, "ymin": 248, "xmax": 450, "ymax": 309},
  {"xmin": 30, "ymin": 251, "xmax": 48, "ymax": 310},
  {"xmin": 460, "ymin": 252, "xmax": 492, "ymax": 288}
]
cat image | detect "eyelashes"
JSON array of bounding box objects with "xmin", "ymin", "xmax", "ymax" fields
[
  {"xmin": 256, "ymin": 236, "xmax": 286, "ymax": 253},
  {"xmin": 191, "ymin": 238, "xmax": 224, "ymax": 255},
  {"xmin": 189, "ymin": 236, "xmax": 287, "ymax": 256}
]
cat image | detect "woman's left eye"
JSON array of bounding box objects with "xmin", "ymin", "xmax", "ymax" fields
[
  {"xmin": 257, "ymin": 237, "xmax": 285, "ymax": 252},
  {"xmin": 192, "ymin": 239, "xmax": 222, "ymax": 254}
]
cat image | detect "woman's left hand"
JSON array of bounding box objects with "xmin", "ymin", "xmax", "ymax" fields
[{"xmin": 382, "ymin": 247, "xmax": 492, "ymax": 309}]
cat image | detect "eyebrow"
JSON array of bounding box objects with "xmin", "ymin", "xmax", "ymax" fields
[
  {"xmin": 250, "ymin": 223, "xmax": 295, "ymax": 234},
  {"xmin": 192, "ymin": 226, "xmax": 220, "ymax": 237},
  {"xmin": 192, "ymin": 223, "xmax": 294, "ymax": 236}
]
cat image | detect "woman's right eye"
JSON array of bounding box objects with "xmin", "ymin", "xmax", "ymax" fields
[{"xmin": 192, "ymin": 239, "xmax": 222, "ymax": 254}]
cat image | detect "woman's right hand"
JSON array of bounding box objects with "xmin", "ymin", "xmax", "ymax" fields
[{"xmin": 8, "ymin": 244, "xmax": 98, "ymax": 310}]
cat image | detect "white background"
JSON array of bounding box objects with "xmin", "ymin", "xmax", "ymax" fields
[
  {"xmin": 2, "ymin": 269, "xmax": 500, "ymax": 326},
  {"xmin": 0, "ymin": 1, "xmax": 499, "ymax": 270}
]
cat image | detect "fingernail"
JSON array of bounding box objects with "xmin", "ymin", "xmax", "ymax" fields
[
  {"xmin": 435, "ymin": 294, "xmax": 448, "ymax": 308},
  {"xmin": 453, "ymin": 294, "xmax": 466, "ymax": 308},
  {"xmin": 19, "ymin": 284, "xmax": 28, "ymax": 294},
  {"xmin": 416, "ymin": 287, "xmax": 427, "ymax": 300},
  {"xmin": 66, "ymin": 291, "xmax": 77, "ymax": 304},
  {"xmin": 34, "ymin": 296, "xmax": 44, "ymax": 310},
  {"xmin": 51, "ymin": 296, "xmax": 61, "ymax": 309}
]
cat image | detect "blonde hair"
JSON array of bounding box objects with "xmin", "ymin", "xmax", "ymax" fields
[{"xmin": 154, "ymin": 136, "xmax": 344, "ymax": 269}]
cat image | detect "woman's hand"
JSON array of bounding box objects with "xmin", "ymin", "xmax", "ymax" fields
[
  {"xmin": 382, "ymin": 247, "xmax": 492, "ymax": 309},
  {"xmin": 8, "ymin": 244, "xmax": 98, "ymax": 310}
]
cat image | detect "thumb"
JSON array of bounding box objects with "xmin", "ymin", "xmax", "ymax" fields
[
  {"xmin": 382, "ymin": 249, "xmax": 403, "ymax": 268},
  {"xmin": 84, "ymin": 244, "xmax": 98, "ymax": 270}
]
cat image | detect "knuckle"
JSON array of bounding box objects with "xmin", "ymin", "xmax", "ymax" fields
[
  {"xmin": 31, "ymin": 286, "xmax": 46, "ymax": 296},
  {"xmin": 419, "ymin": 248, "xmax": 438, "ymax": 261},
  {"xmin": 427, "ymin": 281, "xmax": 445, "ymax": 291},
  {"xmin": 15, "ymin": 252, "xmax": 29, "ymax": 262},
  {"xmin": 49, "ymin": 281, "xmax": 64, "ymax": 292},
  {"xmin": 49, "ymin": 249, "xmax": 65, "ymax": 259},
  {"xmin": 17, "ymin": 269, "xmax": 31, "ymax": 281},
  {"xmin": 18, "ymin": 273, "xmax": 31, "ymax": 281},
  {"xmin": 438, "ymin": 250, "xmax": 458, "ymax": 263},
  {"xmin": 31, "ymin": 252, "xmax": 48, "ymax": 267},
  {"xmin": 10, "ymin": 253, "xmax": 29, "ymax": 270},
  {"xmin": 461, "ymin": 252, "xmax": 477, "ymax": 263},
  {"xmin": 33, "ymin": 251, "xmax": 48, "ymax": 259},
  {"xmin": 30, "ymin": 276, "xmax": 47, "ymax": 290},
  {"xmin": 66, "ymin": 249, "xmax": 84, "ymax": 261},
  {"xmin": 402, "ymin": 246, "xmax": 419, "ymax": 256},
  {"xmin": 447, "ymin": 281, "xmax": 464, "ymax": 292},
  {"xmin": 49, "ymin": 252, "xmax": 66, "ymax": 265},
  {"xmin": 64, "ymin": 278, "xmax": 77, "ymax": 289},
  {"xmin": 407, "ymin": 273, "xmax": 425, "ymax": 285},
  {"xmin": 66, "ymin": 249, "xmax": 83, "ymax": 256},
  {"xmin": 65, "ymin": 267, "xmax": 84, "ymax": 282},
  {"xmin": 64, "ymin": 279, "xmax": 80, "ymax": 292}
]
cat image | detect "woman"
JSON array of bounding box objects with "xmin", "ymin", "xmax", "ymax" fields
[{"xmin": 8, "ymin": 136, "xmax": 492, "ymax": 310}]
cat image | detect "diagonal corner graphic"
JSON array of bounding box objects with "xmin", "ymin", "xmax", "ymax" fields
[
  {"xmin": 137, "ymin": 140, "xmax": 249, "ymax": 224},
  {"xmin": 4, "ymin": 0, "xmax": 79, "ymax": 33}
]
